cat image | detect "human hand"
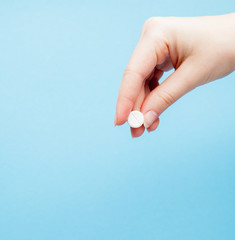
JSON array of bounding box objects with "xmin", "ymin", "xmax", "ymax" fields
[{"xmin": 114, "ymin": 13, "xmax": 235, "ymax": 137}]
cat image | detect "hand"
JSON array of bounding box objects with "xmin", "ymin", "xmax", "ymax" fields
[{"xmin": 114, "ymin": 13, "xmax": 235, "ymax": 137}]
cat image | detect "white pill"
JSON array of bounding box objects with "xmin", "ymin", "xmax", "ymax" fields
[{"xmin": 128, "ymin": 110, "xmax": 144, "ymax": 128}]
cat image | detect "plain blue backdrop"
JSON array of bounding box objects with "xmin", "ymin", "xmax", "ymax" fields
[{"xmin": 0, "ymin": 1, "xmax": 235, "ymax": 239}]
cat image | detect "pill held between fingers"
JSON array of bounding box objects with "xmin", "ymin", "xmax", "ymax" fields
[{"xmin": 128, "ymin": 110, "xmax": 144, "ymax": 128}]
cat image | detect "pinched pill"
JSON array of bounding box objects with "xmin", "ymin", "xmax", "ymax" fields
[{"xmin": 128, "ymin": 110, "xmax": 144, "ymax": 128}]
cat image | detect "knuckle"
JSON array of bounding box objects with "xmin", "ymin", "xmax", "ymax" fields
[
  {"xmin": 118, "ymin": 93, "xmax": 135, "ymax": 109},
  {"xmin": 119, "ymin": 94, "xmax": 134, "ymax": 105},
  {"xmin": 156, "ymin": 90, "xmax": 176, "ymax": 107},
  {"xmin": 123, "ymin": 67, "xmax": 145, "ymax": 81},
  {"xmin": 142, "ymin": 17, "xmax": 164, "ymax": 36}
]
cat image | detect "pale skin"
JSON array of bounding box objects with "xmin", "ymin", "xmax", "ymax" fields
[{"xmin": 114, "ymin": 13, "xmax": 235, "ymax": 137}]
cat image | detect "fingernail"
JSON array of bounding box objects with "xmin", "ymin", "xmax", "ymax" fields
[{"xmin": 144, "ymin": 111, "xmax": 158, "ymax": 128}]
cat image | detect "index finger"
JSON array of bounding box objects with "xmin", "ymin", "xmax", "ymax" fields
[{"xmin": 115, "ymin": 39, "xmax": 157, "ymax": 126}]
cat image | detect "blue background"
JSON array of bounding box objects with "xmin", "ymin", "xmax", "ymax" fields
[{"xmin": 0, "ymin": 1, "xmax": 235, "ymax": 239}]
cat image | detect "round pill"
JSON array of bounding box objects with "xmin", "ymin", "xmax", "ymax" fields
[{"xmin": 128, "ymin": 110, "xmax": 144, "ymax": 128}]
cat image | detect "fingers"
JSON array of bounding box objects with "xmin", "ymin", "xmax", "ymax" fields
[
  {"xmin": 130, "ymin": 83, "xmax": 146, "ymax": 138},
  {"xmin": 131, "ymin": 125, "xmax": 145, "ymax": 138},
  {"xmin": 133, "ymin": 82, "xmax": 146, "ymax": 110},
  {"xmin": 115, "ymin": 39, "xmax": 158, "ymax": 126},
  {"xmin": 147, "ymin": 118, "xmax": 160, "ymax": 132},
  {"xmin": 141, "ymin": 58, "xmax": 203, "ymax": 128},
  {"xmin": 131, "ymin": 68, "xmax": 163, "ymax": 138}
]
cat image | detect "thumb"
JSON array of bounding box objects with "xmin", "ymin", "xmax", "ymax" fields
[{"xmin": 141, "ymin": 59, "xmax": 205, "ymax": 128}]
